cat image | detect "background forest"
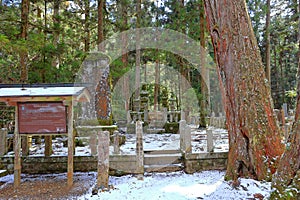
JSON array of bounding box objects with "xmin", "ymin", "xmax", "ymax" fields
[
  {"xmin": 0, "ymin": 0, "xmax": 299, "ymax": 112},
  {"xmin": 1, "ymin": 1, "xmax": 300, "ymax": 198}
]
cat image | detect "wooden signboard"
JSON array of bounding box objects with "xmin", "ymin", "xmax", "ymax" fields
[{"xmin": 18, "ymin": 102, "xmax": 67, "ymax": 134}]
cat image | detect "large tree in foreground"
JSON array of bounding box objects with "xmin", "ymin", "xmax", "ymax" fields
[{"xmin": 204, "ymin": 0, "xmax": 284, "ymax": 181}]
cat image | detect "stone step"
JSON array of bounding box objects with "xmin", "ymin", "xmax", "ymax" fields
[
  {"xmin": 0, "ymin": 170, "xmax": 8, "ymax": 178},
  {"xmin": 144, "ymin": 149, "xmax": 181, "ymax": 155},
  {"xmin": 144, "ymin": 163, "xmax": 183, "ymax": 173},
  {"xmin": 144, "ymin": 154, "xmax": 182, "ymax": 165}
]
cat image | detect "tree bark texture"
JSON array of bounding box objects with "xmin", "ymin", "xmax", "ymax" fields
[{"xmin": 204, "ymin": 0, "xmax": 284, "ymax": 181}]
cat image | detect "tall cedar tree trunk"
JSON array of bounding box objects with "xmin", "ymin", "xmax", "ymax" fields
[
  {"xmin": 97, "ymin": 0, "xmax": 104, "ymax": 51},
  {"xmin": 204, "ymin": 0, "xmax": 284, "ymax": 181},
  {"xmin": 179, "ymin": 0, "xmax": 189, "ymax": 99},
  {"xmin": 265, "ymin": 0, "xmax": 271, "ymax": 84},
  {"xmin": 135, "ymin": 0, "xmax": 141, "ymax": 99},
  {"xmin": 154, "ymin": 1, "xmax": 160, "ymax": 111},
  {"xmin": 20, "ymin": 0, "xmax": 30, "ymax": 156},
  {"xmin": 271, "ymin": 1, "xmax": 300, "ymax": 198},
  {"xmin": 154, "ymin": 57, "xmax": 160, "ymax": 111},
  {"xmin": 96, "ymin": 0, "xmax": 112, "ymax": 124},
  {"xmin": 120, "ymin": 0, "xmax": 130, "ymax": 111},
  {"xmin": 84, "ymin": 0, "xmax": 90, "ymax": 52},
  {"xmin": 199, "ymin": 0, "xmax": 209, "ymax": 127},
  {"xmin": 20, "ymin": 0, "xmax": 29, "ymax": 83},
  {"xmin": 52, "ymin": 0, "xmax": 60, "ymax": 83},
  {"xmin": 42, "ymin": 1, "xmax": 47, "ymax": 82}
]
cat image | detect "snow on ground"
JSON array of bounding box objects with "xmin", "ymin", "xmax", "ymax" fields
[
  {"xmin": 83, "ymin": 171, "xmax": 271, "ymax": 200},
  {"xmin": 1, "ymin": 126, "xmax": 271, "ymax": 199},
  {"xmin": 0, "ymin": 170, "xmax": 271, "ymax": 199}
]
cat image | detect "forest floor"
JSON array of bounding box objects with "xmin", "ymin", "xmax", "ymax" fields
[
  {"xmin": 0, "ymin": 171, "xmax": 272, "ymax": 200},
  {"xmin": 0, "ymin": 172, "xmax": 94, "ymax": 199}
]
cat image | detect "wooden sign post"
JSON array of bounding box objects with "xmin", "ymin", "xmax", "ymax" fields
[
  {"xmin": 67, "ymin": 103, "xmax": 74, "ymax": 187},
  {"xmin": 13, "ymin": 106, "xmax": 21, "ymax": 188},
  {"xmin": 0, "ymin": 85, "xmax": 90, "ymax": 188}
]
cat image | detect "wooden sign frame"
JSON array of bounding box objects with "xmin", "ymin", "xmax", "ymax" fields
[{"xmin": 0, "ymin": 85, "xmax": 91, "ymax": 188}]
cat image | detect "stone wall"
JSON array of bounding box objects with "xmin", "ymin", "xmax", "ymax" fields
[
  {"xmin": 184, "ymin": 152, "xmax": 228, "ymax": 174},
  {"xmin": 0, "ymin": 155, "xmax": 137, "ymax": 176},
  {"xmin": 0, "ymin": 153, "xmax": 228, "ymax": 175}
]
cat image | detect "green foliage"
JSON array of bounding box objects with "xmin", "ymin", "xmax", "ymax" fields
[
  {"xmin": 285, "ymin": 89, "xmax": 297, "ymax": 98},
  {"xmin": 0, "ymin": 0, "xmax": 297, "ymax": 122},
  {"xmin": 75, "ymin": 138, "xmax": 85, "ymax": 147},
  {"xmin": 285, "ymin": 89, "xmax": 297, "ymax": 110},
  {"xmin": 164, "ymin": 122, "xmax": 179, "ymax": 134}
]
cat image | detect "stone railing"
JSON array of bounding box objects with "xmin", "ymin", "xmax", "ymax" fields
[{"xmin": 128, "ymin": 110, "xmax": 181, "ymax": 123}]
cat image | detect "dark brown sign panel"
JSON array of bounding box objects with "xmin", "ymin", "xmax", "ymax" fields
[{"xmin": 18, "ymin": 102, "xmax": 67, "ymax": 134}]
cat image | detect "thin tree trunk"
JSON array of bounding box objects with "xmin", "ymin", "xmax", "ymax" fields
[
  {"xmin": 199, "ymin": 0, "xmax": 209, "ymax": 127},
  {"xmin": 154, "ymin": 59, "xmax": 160, "ymax": 111},
  {"xmin": 179, "ymin": 0, "xmax": 189, "ymax": 93},
  {"xmin": 135, "ymin": 0, "xmax": 141, "ymax": 99},
  {"xmin": 98, "ymin": 0, "xmax": 104, "ymax": 51},
  {"xmin": 120, "ymin": 0, "xmax": 130, "ymax": 111},
  {"xmin": 52, "ymin": 0, "xmax": 60, "ymax": 83},
  {"xmin": 42, "ymin": 0, "xmax": 47, "ymax": 82},
  {"xmin": 279, "ymin": 49, "xmax": 285, "ymax": 104},
  {"xmin": 20, "ymin": 0, "xmax": 29, "ymax": 83},
  {"xmin": 265, "ymin": 0, "xmax": 271, "ymax": 84},
  {"xmin": 20, "ymin": 0, "xmax": 30, "ymax": 156},
  {"xmin": 204, "ymin": 0, "xmax": 284, "ymax": 181},
  {"xmin": 154, "ymin": 1, "xmax": 160, "ymax": 111},
  {"xmin": 84, "ymin": 0, "xmax": 90, "ymax": 52}
]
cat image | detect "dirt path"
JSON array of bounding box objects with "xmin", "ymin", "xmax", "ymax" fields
[{"xmin": 0, "ymin": 172, "xmax": 96, "ymax": 199}]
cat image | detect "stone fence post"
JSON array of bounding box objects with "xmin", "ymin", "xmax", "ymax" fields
[
  {"xmin": 136, "ymin": 121, "xmax": 144, "ymax": 180},
  {"xmin": 113, "ymin": 130, "xmax": 120, "ymax": 154},
  {"xmin": 0, "ymin": 128, "xmax": 7, "ymax": 156},
  {"xmin": 181, "ymin": 110, "xmax": 185, "ymax": 121},
  {"xmin": 127, "ymin": 110, "xmax": 132, "ymax": 124},
  {"xmin": 90, "ymin": 133, "xmax": 97, "ymax": 156},
  {"xmin": 97, "ymin": 131, "xmax": 110, "ymax": 188},
  {"xmin": 180, "ymin": 120, "xmax": 191, "ymax": 154},
  {"xmin": 206, "ymin": 129, "xmax": 214, "ymax": 152}
]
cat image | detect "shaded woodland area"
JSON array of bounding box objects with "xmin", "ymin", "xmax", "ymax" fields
[{"xmin": 0, "ymin": 0, "xmax": 299, "ymax": 198}]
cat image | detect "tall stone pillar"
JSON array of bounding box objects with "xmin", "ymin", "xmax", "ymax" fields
[
  {"xmin": 180, "ymin": 120, "xmax": 191, "ymax": 153},
  {"xmin": 113, "ymin": 130, "xmax": 120, "ymax": 154},
  {"xmin": 97, "ymin": 131, "xmax": 110, "ymax": 188},
  {"xmin": 207, "ymin": 129, "xmax": 214, "ymax": 152},
  {"xmin": 136, "ymin": 121, "xmax": 144, "ymax": 179},
  {"xmin": 0, "ymin": 128, "xmax": 7, "ymax": 156}
]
